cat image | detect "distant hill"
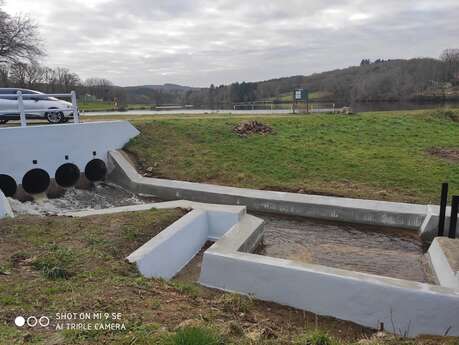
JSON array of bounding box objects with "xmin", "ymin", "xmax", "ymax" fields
[
  {"xmin": 124, "ymin": 84, "xmax": 203, "ymax": 104},
  {"xmin": 127, "ymin": 83, "xmax": 201, "ymax": 92},
  {"xmin": 123, "ymin": 57, "xmax": 459, "ymax": 106}
]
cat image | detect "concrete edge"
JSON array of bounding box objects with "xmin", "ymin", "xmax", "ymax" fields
[
  {"xmin": 0, "ymin": 191, "xmax": 14, "ymax": 219},
  {"xmin": 107, "ymin": 150, "xmax": 430, "ymax": 230},
  {"xmin": 62, "ymin": 200, "xmax": 246, "ymax": 218},
  {"xmin": 428, "ymin": 238, "xmax": 459, "ymax": 289},
  {"xmin": 127, "ymin": 209, "xmax": 208, "ymax": 279},
  {"xmin": 199, "ymin": 250, "xmax": 459, "ymax": 337}
]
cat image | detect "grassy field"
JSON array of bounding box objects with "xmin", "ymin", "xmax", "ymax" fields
[
  {"xmin": 123, "ymin": 108, "xmax": 459, "ymax": 204},
  {"xmin": 1, "ymin": 210, "xmax": 457, "ymax": 344},
  {"xmin": 79, "ymin": 101, "xmax": 151, "ymax": 112}
]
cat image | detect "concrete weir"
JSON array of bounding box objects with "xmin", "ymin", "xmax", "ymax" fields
[
  {"xmin": 102, "ymin": 150, "xmax": 459, "ymax": 337},
  {"xmin": 66, "ymin": 198, "xmax": 459, "ymax": 337},
  {"xmin": 0, "ymin": 121, "xmax": 139, "ymax": 200}
]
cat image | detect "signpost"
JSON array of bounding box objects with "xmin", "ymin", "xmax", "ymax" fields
[{"xmin": 292, "ymin": 88, "xmax": 309, "ymax": 114}]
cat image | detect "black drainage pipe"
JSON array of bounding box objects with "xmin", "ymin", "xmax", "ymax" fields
[
  {"xmin": 438, "ymin": 182, "xmax": 448, "ymax": 237},
  {"xmin": 449, "ymin": 195, "xmax": 459, "ymax": 239},
  {"xmin": 0, "ymin": 174, "xmax": 18, "ymax": 197},
  {"xmin": 55, "ymin": 163, "xmax": 80, "ymax": 188},
  {"xmin": 22, "ymin": 169, "xmax": 50, "ymax": 195},
  {"xmin": 84, "ymin": 159, "xmax": 107, "ymax": 182}
]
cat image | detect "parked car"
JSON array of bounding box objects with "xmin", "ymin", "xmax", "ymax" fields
[{"xmin": 0, "ymin": 88, "xmax": 77, "ymax": 124}]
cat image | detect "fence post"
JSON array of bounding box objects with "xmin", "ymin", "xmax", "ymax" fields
[
  {"xmin": 17, "ymin": 91, "xmax": 26, "ymax": 127},
  {"xmin": 71, "ymin": 91, "xmax": 79, "ymax": 123},
  {"xmin": 449, "ymin": 196, "xmax": 459, "ymax": 239},
  {"xmin": 438, "ymin": 182, "xmax": 448, "ymax": 236}
]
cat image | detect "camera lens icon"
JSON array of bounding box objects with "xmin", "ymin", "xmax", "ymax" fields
[
  {"xmin": 14, "ymin": 315, "xmax": 50, "ymax": 328},
  {"xmin": 14, "ymin": 316, "xmax": 25, "ymax": 327}
]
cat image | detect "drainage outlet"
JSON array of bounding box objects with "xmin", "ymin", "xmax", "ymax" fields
[
  {"xmin": 55, "ymin": 163, "xmax": 80, "ymax": 188},
  {"xmin": 0, "ymin": 174, "xmax": 17, "ymax": 197},
  {"xmin": 85, "ymin": 159, "xmax": 107, "ymax": 182},
  {"xmin": 22, "ymin": 169, "xmax": 51, "ymax": 194}
]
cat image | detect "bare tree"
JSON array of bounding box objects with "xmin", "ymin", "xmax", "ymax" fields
[
  {"xmin": 0, "ymin": 2, "xmax": 44, "ymax": 64},
  {"xmin": 440, "ymin": 49, "xmax": 459, "ymax": 82},
  {"xmin": 84, "ymin": 77, "xmax": 115, "ymax": 100}
]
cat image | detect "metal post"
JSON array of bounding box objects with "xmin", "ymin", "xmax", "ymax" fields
[
  {"xmin": 438, "ymin": 182, "xmax": 448, "ymax": 236},
  {"xmin": 449, "ymin": 196, "xmax": 459, "ymax": 239},
  {"xmin": 17, "ymin": 91, "xmax": 26, "ymax": 127},
  {"xmin": 71, "ymin": 91, "xmax": 79, "ymax": 123}
]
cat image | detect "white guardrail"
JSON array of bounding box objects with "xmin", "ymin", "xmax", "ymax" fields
[{"xmin": 0, "ymin": 90, "xmax": 79, "ymax": 126}]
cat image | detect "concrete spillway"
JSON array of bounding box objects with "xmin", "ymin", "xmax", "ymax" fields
[{"xmin": 0, "ymin": 121, "xmax": 139, "ymax": 200}]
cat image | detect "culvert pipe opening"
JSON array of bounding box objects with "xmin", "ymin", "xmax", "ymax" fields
[
  {"xmin": 85, "ymin": 159, "xmax": 107, "ymax": 182},
  {"xmin": 0, "ymin": 174, "xmax": 18, "ymax": 197},
  {"xmin": 55, "ymin": 163, "xmax": 80, "ymax": 188},
  {"xmin": 22, "ymin": 169, "xmax": 51, "ymax": 194}
]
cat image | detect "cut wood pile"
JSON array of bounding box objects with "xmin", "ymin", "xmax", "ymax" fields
[{"xmin": 233, "ymin": 120, "xmax": 273, "ymax": 137}]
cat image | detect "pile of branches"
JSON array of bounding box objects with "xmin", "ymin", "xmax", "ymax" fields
[{"xmin": 232, "ymin": 120, "xmax": 273, "ymax": 137}]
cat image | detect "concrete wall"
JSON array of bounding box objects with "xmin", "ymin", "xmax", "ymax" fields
[
  {"xmin": 108, "ymin": 150, "xmax": 429, "ymax": 230},
  {"xmin": 0, "ymin": 191, "xmax": 13, "ymax": 218},
  {"xmin": 200, "ymin": 212, "xmax": 459, "ymax": 337},
  {"xmin": 428, "ymin": 238, "xmax": 459, "ymax": 289},
  {"xmin": 0, "ymin": 121, "xmax": 139, "ymax": 190},
  {"xmin": 69, "ymin": 200, "xmax": 246, "ymax": 280},
  {"xmin": 127, "ymin": 210, "xmax": 208, "ymax": 279},
  {"xmin": 201, "ymin": 251, "xmax": 459, "ymax": 337}
]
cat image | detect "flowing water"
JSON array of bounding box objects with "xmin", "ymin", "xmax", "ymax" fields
[
  {"xmin": 255, "ymin": 213, "xmax": 433, "ymax": 283},
  {"xmin": 9, "ymin": 182, "xmax": 158, "ymax": 216}
]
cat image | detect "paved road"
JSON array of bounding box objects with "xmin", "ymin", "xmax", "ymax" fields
[{"xmin": 82, "ymin": 109, "xmax": 293, "ymax": 116}]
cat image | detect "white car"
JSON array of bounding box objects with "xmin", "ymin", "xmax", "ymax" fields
[{"xmin": 0, "ymin": 88, "xmax": 77, "ymax": 124}]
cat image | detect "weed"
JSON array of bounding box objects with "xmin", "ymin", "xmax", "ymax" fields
[
  {"xmin": 297, "ymin": 330, "xmax": 336, "ymax": 345},
  {"xmin": 169, "ymin": 326, "xmax": 224, "ymax": 345},
  {"xmin": 171, "ymin": 281, "xmax": 201, "ymax": 297},
  {"xmin": 218, "ymin": 293, "xmax": 254, "ymax": 313},
  {"xmin": 31, "ymin": 244, "xmax": 74, "ymax": 279}
]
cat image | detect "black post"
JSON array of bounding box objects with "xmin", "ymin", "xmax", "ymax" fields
[
  {"xmin": 438, "ymin": 183, "xmax": 448, "ymax": 236},
  {"xmin": 449, "ymin": 196, "xmax": 459, "ymax": 239}
]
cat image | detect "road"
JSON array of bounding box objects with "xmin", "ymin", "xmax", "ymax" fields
[{"xmin": 82, "ymin": 109, "xmax": 292, "ymax": 116}]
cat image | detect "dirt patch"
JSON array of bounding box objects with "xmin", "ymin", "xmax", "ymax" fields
[
  {"xmin": 427, "ymin": 147, "xmax": 459, "ymax": 162},
  {"xmin": 233, "ymin": 120, "xmax": 273, "ymax": 137}
]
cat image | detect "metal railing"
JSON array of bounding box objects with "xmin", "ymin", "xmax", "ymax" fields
[{"xmin": 0, "ymin": 90, "xmax": 79, "ymax": 126}]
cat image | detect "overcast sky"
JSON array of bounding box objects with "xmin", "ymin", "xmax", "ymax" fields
[{"xmin": 4, "ymin": 0, "xmax": 459, "ymax": 87}]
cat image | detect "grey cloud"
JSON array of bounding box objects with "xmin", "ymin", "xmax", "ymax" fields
[{"xmin": 4, "ymin": 0, "xmax": 459, "ymax": 86}]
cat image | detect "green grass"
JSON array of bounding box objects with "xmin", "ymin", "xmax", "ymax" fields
[
  {"xmin": 125, "ymin": 108, "xmax": 459, "ymax": 204},
  {"xmin": 297, "ymin": 330, "xmax": 336, "ymax": 345},
  {"xmin": 79, "ymin": 101, "xmax": 151, "ymax": 112},
  {"xmin": 0, "ymin": 209, "xmax": 185, "ymax": 344},
  {"xmin": 168, "ymin": 326, "xmax": 223, "ymax": 345}
]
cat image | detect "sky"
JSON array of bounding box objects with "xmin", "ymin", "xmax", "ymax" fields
[{"xmin": 3, "ymin": 0, "xmax": 459, "ymax": 87}]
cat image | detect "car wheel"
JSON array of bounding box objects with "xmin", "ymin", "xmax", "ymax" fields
[
  {"xmin": 46, "ymin": 111, "xmax": 64, "ymax": 124},
  {"xmin": 0, "ymin": 119, "xmax": 8, "ymax": 124}
]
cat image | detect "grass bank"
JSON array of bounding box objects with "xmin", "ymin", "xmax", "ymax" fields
[
  {"xmin": 124, "ymin": 108, "xmax": 459, "ymax": 204},
  {"xmin": 79, "ymin": 102, "xmax": 150, "ymax": 112},
  {"xmin": 0, "ymin": 211, "xmax": 457, "ymax": 344}
]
